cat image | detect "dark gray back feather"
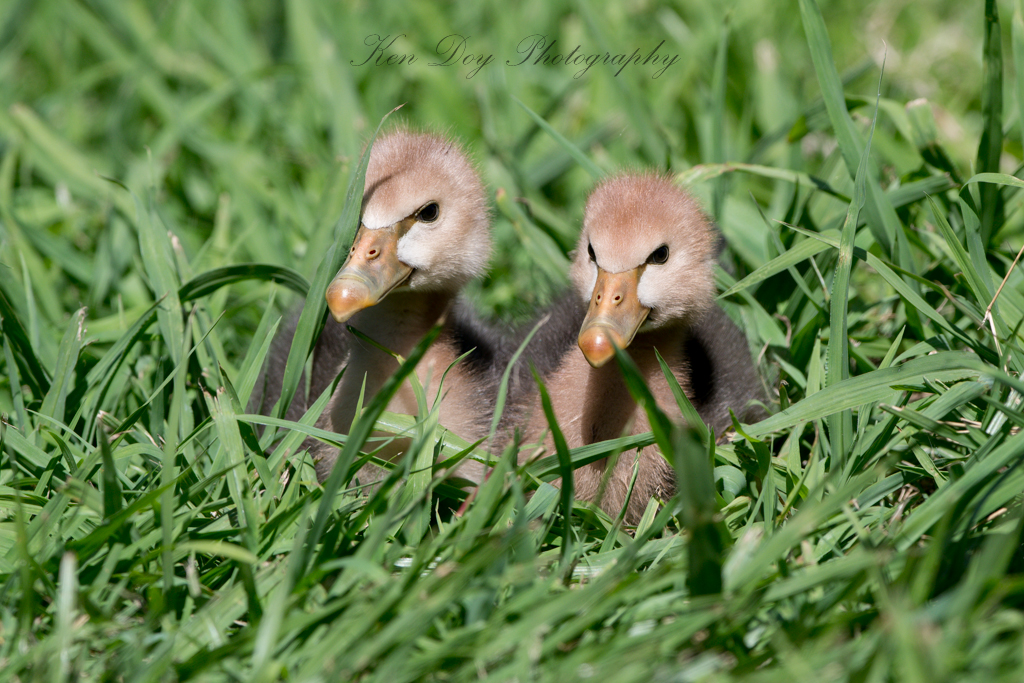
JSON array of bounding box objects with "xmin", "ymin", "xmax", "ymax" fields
[
  {"xmin": 247, "ymin": 312, "xmax": 351, "ymax": 426},
  {"xmin": 686, "ymin": 306, "xmax": 766, "ymax": 436}
]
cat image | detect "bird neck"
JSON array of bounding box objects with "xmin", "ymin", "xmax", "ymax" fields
[
  {"xmin": 529, "ymin": 328, "xmax": 692, "ymax": 449},
  {"xmin": 345, "ymin": 289, "xmax": 453, "ymax": 358},
  {"xmin": 619, "ymin": 328, "xmax": 689, "ymax": 380},
  {"xmin": 579, "ymin": 328, "xmax": 691, "ymax": 434},
  {"xmin": 326, "ymin": 288, "xmax": 457, "ymax": 443}
]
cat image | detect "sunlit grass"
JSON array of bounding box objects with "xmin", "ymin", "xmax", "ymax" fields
[{"xmin": 2, "ymin": 0, "xmax": 1024, "ymax": 680}]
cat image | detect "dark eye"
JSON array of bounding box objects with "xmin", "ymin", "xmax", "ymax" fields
[
  {"xmin": 587, "ymin": 243, "xmax": 596, "ymax": 262},
  {"xmin": 417, "ymin": 202, "xmax": 440, "ymax": 223},
  {"xmin": 647, "ymin": 244, "xmax": 669, "ymax": 265}
]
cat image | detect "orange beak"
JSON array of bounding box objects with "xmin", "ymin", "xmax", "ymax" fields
[
  {"xmin": 325, "ymin": 221, "xmax": 414, "ymax": 323},
  {"xmin": 577, "ymin": 267, "xmax": 650, "ymax": 368}
]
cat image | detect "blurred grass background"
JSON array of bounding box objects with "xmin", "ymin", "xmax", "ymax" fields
[
  {"xmin": 0, "ymin": 0, "xmax": 1004, "ymax": 342},
  {"xmin": 4, "ymin": 0, "xmax": 1024, "ymax": 680}
]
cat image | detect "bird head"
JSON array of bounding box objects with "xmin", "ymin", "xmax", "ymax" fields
[
  {"xmin": 326, "ymin": 130, "xmax": 491, "ymax": 323},
  {"xmin": 571, "ymin": 174, "xmax": 717, "ymax": 368}
]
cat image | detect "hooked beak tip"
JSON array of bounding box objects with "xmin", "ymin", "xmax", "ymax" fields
[
  {"xmin": 325, "ymin": 278, "xmax": 374, "ymax": 323},
  {"xmin": 578, "ymin": 326, "xmax": 617, "ymax": 368}
]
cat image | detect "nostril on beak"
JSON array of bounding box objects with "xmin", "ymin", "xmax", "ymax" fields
[
  {"xmin": 367, "ymin": 248, "xmax": 379, "ymax": 259},
  {"xmin": 613, "ymin": 294, "xmax": 621, "ymax": 303}
]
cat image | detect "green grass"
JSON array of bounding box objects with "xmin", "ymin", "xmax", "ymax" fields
[{"xmin": 3, "ymin": 0, "xmax": 1024, "ymax": 680}]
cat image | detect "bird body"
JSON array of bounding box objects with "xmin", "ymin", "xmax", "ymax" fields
[
  {"xmin": 517, "ymin": 173, "xmax": 761, "ymax": 524},
  {"xmin": 253, "ymin": 129, "xmax": 502, "ymax": 487},
  {"xmin": 315, "ymin": 292, "xmax": 497, "ymax": 484},
  {"xmin": 522, "ymin": 326, "xmax": 691, "ymax": 521}
]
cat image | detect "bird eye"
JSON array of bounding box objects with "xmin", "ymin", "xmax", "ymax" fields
[
  {"xmin": 587, "ymin": 243, "xmax": 596, "ymax": 262},
  {"xmin": 647, "ymin": 244, "xmax": 669, "ymax": 265},
  {"xmin": 417, "ymin": 202, "xmax": 440, "ymax": 223}
]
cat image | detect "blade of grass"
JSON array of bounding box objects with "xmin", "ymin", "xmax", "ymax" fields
[
  {"xmin": 160, "ymin": 314, "xmax": 192, "ymax": 597},
  {"xmin": 0, "ymin": 284, "xmax": 50, "ymax": 397},
  {"xmin": 489, "ymin": 314, "xmax": 550, "ymax": 440},
  {"xmin": 39, "ymin": 308, "xmax": 85, "ymax": 426},
  {"xmin": 302, "ymin": 323, "xmax": 441, "ymax": 572},
  {"xmin": 532, "ymin": 368, "xmax": 575, "ymax": 569},
  {"xmin": 747, "ymin": 351, "xmax": 1001, "ymax": 438},
  {"xmin": 827, "ymin": 66, "xmax": 881, "ymax": 473},
  {"xmin": 179, "ymin": 263, "xmax": 309, "ymax": 303},
  {"xmin": 977, "ymin": 0, "xmax": 1004, "ymax": 246},
  {"xmin": 655, "ymin": 348, "xmax": 708, "ymax": 445},
  {"xmin": 511, "ymin": 96, "xmax": 604, "ymax": 180},
  {"xmin": 719, "ymin": 230, "xmax": 834, "ymax": 299},
  {"xmin": 798, "ymin": 0, "xmax": 896, "ymax": 254},
  {"xmin": 275, "ymin": 105, "xmax": 402, "ymax": 421},
  {"xmin": 612, "ymin": 345, "xmax": 723, "ymax": 594}
]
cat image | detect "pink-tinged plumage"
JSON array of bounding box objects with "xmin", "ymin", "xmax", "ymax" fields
[
  {"xmin": 254, "ymin": 129, "xmax": 502, "ymax": 488},
  {"xmin": 519, "ymin": 173, "xmax": 760, "ymax": 525}
]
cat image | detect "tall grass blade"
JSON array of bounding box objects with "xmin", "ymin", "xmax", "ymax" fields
[
  {"xmin": 612, "ymin": 345, "xmax": 722, "ymax": 593},
  {"xmin": 827, "ymin": 67, "xmax": 880, "ymax": 472},
  {"xmin": 512, "ymin": 96, "xmax": 604, "ymax": 180},
  {"xmin": 39, "ymin": 307, "xmax": 85, "ymax": 425},
  {"xmin": 977, "ymin": 0, "xmax": 1005, "ymax": 246},
  {"xmin": 275, "ymin": 105, "xmax": 402, "ymax": 420},
  {"xmin": 303, "ymin": 323, "xmax": 440, "ymax": 571},
  {"xmin": 179, "ymin": 264, "xmax": 309, "ymax": 303},
  {"xmin": 0, "ymin": 285, "xmax": 50, "ymax": 397},
  {"xmin": 532, "ymin": 368, "xmax": 575, "ymax": 567},
  {"xmin": 799, "ymin": 0, "xmax": 890, "ymax": 251}
]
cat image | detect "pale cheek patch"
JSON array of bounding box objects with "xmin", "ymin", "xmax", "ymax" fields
[
  {"xmin": 638, "ymin": 249, "xmax": 690, "ymax": 309},
  {"xmin": 584, "ymin": 261, "xmax": 598, "ymax": 298},
  {"xmin": 396, "ymin": 227, "xmax": 434, "ymax": 270},
  {"xmin": 636, "ymin": 270, "xmax": 659, "ymax": 310}
]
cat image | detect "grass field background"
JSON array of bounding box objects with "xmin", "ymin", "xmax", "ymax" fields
[{"xmin": 3, "ymin": 0, "xmax": 1024, "ymax": 680}]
